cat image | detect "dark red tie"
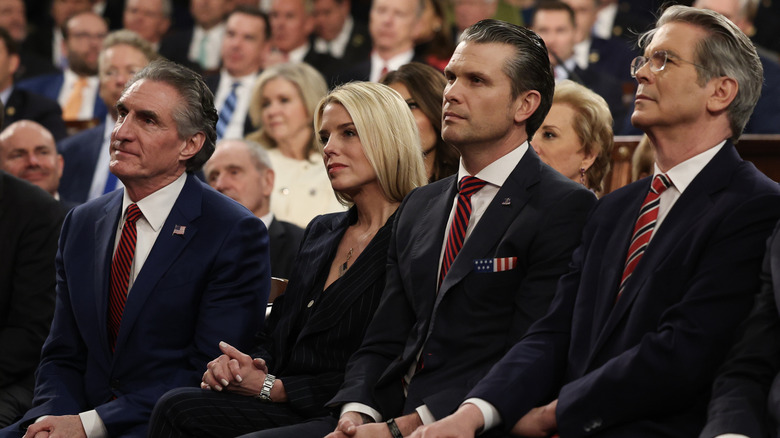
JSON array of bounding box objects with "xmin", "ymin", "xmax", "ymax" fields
[
  {"xmin": 108, "ymin": 203, "xmax": 142, "ymax": 351},
  {"xmin": 618, "ymin": 174, "xmax": 672, "ymax": 299},
  {"xmin": 440, "ymin": 176, "xmax": 487, "ymax": 286}
]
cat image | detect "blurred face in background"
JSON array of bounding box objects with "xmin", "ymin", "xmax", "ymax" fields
[
  {"xmin": 270, "ymin": 0, "xmax": 313, "ymax": 53},
  {"xmin": 221, "ymin": 12, "xmax": 269, "ymax": 77},
  {"xmin": 0, "ymin": 0, "xmax": 27, "ymax": 41},
  {"xmin": 562, "ymin": 0, "xmax": 597, "ymax": 43},
  {"xmin": 99, "ymin": 44, "xmax": 151, "ymax": 117},
  {"xmin": 312, "ymin": 0, "xmax": 350, "ymax": 42},
  {"xmin": 369, "ymin": 0, "xmax": 419, "ymax": 56},
  {"xmin": 532, "ymin": 103, "xmax": 594, "ymax": 182},
  {"xmin": 123, "ymin": 0, "xmax": 170, "ymax": 44},
  {"xmin": 64, "ymin": 12, "xmax": 108, "ymax": 76},
  {"xmin": 260, "ymin": 78, "xmax": 311, "ymax": 144},
  {"xmin": 0, "ymin": 121, "xmax": 63, "ymax": 196},
  {"xmin": 190, "ymin": 0, "xmax": 230, "ymax": 29},
  {"xmin": 532, "ymin": 9, "xmax": 576, "ymax": 65}
]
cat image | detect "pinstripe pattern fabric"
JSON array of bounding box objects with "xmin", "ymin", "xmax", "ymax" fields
[
  {"xmin": 618, "ymin": 174, "xmax": 671, "ymax": 299},
  {"xmin": 440, "ymin": 176, "xmax": 486, "ymax": 286},
  {"xmin": 108, "ymin": 203, "xmax": 142, "ymax": 351},
  {"xmin": 148, "ymin": 209, "xmax": 394, "ymax": 437}
]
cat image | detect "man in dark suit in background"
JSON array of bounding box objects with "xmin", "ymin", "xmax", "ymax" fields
[
  {"xmin": 0, "ymin": 99, "xmax": 65, "ymax": 428},
  {"xmin": 204, "ymin": 139, "xmax": 304, "ymax": 279},
  {"xmin": 311, "ymin": 0, "xmax": 371, "ymax": 66},
  {"xmin": 413, "ymin": 6, "xmax": 780, "ymax": 438},
  {"xmin": 122, "ymin": 0, "xmax": 171, "ymax": 51},
  {"xmin": 0, "ymin": 0, "xmax": 58, "ymax": 81},
  {"xmin": 247, "ymin": 19, "xmax": 597, "ymax": 438},
  {"xmin": 159, "ymin": 0, "xmax": 227, "ymax": 72},
  {"xmin": 0, "ymin": 58, "xmax": 269, "ymax": 438}
]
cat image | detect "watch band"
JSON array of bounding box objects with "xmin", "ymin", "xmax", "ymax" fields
[
  {"xmin": 386, "ymin": 418, "xmax": 403, "ymax": 438},
  {"xmin": 257, "ymin": 373, "xmax": 276, "ymax": 401}
]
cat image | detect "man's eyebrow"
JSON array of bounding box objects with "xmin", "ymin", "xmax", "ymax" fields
[{"xmin": 136, "ymin": 109, "xmax": 160, "ymax": 122}]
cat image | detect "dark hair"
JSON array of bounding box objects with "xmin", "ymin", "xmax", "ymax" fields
[
  {"xmin": 126, "ymin": 59, "xmax": 218, "ymax": 172},
  {"xmin": 382, "ymin": 62, "xmax": 459, "ymax": 182},
  {"xmin": 531, "ymin": 0, "xmax": 576, "ymax": 28},
  {"xmin": 0, "ymin": 27, "xmax": 18, "ymax": 56},
  {"xmin": 228, "ymin": 6, "xmax": 271, "ymax": 40},
  {"xmin": 460, "ymin": 19, "xmax": 554, "ymax": 138}
]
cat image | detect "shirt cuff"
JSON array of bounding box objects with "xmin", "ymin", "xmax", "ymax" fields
[
  {"xmin": 463, "ymin": 398, "xmax": 501, "ymax": 433},
  {"xmin": 341, "ymin": 402, "xmax": 383, "ymax": 423},
  {"xmin": 415, "ymin": 405, "xmax": 436, "ymax": 425},
  {"xmin": 79, "ymin": 410, "xmax": 108, "ymax": 438}
]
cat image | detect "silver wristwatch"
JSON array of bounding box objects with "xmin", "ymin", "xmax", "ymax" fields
[{"xmin": 257, "ymin": 374, "xmax": 276, "ymax": 401}]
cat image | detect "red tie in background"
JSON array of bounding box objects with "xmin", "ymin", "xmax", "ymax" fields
[
  {"xmin": 440, "ymin": 176, "xmax": 487, "ymax": 286},
  {"xmin": 617, "ymin": 174, "xmax": 672, "ymax": 300},
  {"xmin": 108, "ymin": 203, "xmax": 142, "ymax": 351}
]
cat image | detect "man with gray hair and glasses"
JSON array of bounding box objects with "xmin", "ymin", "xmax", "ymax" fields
[{"xmin": 411, "ymin": 5, "xmax": 780, "ymax": 438}]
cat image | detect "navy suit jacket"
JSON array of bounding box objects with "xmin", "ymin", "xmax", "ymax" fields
[
  {"xmin": 587, "ymin": 36, "xmax": 637, "ymax": 84},
  {"xmin": 267, "ymin": 218, "xmax": 304, "ymax": 279},
  {"xmin": 743, "ymin": 55, "xmax": 780, "ymax": 134},
  {"xmin": 57, "ymin": 123, "xmax": 104, "ymax": 204},
  {"xmin": 3, "ymin": 87, "xmax": 67, "ymax": 141},
  {"xmin": 4, "ymin": 173, "xmax": 270, "ymax": 437},
  {"xmin": 16, "ymin": 73, "xmax": 108, "ymax": 121},
  {"xmin": 329, "ymin": 148, "xmax": 596, "ymax": 420},
  {"xmin": 469, "ymin": 143, "xmax": 780, "ymax": 437},
  {"xmin": 255, "ymin": 209, "xmax": 392, "ymax": 417}
]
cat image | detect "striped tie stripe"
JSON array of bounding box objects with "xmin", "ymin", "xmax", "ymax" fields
[
  {"xmin": 440, "ymin": 176, "xmax": 487, "ymax": 287},
  {"xmin": 617, "ymin": 174, "xmax": 671, "ymax": 300},
  {"xmin": 108, "ymin": 203, "xmax": 143, "ymax": 351},
  {"xmin": 216, "ymin": 82, "xmax": 239, "ymax": 140}
]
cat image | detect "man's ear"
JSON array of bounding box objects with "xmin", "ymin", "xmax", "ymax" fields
[
  {"xmin": 707, "ymin": 76, "xmax": 738, "ymax": 114},
  {"xmin": 513, "ymin": 90, "xmax": 541, "ymax": 125},
  {"xmin": 180, "ymin": 132, "xmax": 206, "ymax": 161}
]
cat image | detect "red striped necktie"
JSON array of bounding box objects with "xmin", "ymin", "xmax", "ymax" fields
[
  {"xmin": 108, "ymin": 203, "xmax": 143, "ymax": 351},
  {"xmin": 440, "ymin": 176, "xmax": 487, "ymax": 287},
  {"xmin": 617, "ymin": 174, "xmax": 672, "ymax": 300}
]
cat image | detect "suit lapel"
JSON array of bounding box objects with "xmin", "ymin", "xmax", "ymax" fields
[
  {"xmin": 112, "ymin": 175, "xmax": 202, "ymax": 355},
  {"xmin": 94, "ymin": 193, "xmax": 123, "ymax": 358},
  {"xmin": 414, "ymin": 180, "xmax": 457, "ymax": 301}
]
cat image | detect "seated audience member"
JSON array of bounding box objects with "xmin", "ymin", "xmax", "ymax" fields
[
  {"xmin": 159, "ymin": 0, "xmax": 228, "ymax": 72},
  {"xmin": 0, "ymin": 120, "xmax": 73, "ymax": 207},
  {"xmin": 22, "ymin": 0, "xmax": 93, "ymax": 70},
  {"xmin": 531, "ymin": 0, "xmax": 627, "ymax": 133},
  {"xmin": 204, "ymin": 7, "xmax": 271, "ymax": 141},
  {"xmin": 58, "ymin": 29, "xmax": 157, "ymax": 204},
  {"xmin": 0, "ymin": 28, "xmax": 66, "ymax": 141},
  {"xmin": 693, "ymin": 0, "xmax": 780, "ymax": 134},
  {"xmin": 0, "ymin": 101, "xmax": 65, "ymax": 429},
  {"xmin": 246, "ymin": 62, "xmax": 344, "ymax": 228},
  {"xmin": 411, "ymin": 6, "xmax": 780, "ymax": 438},
  {"xmin": 381, "ymin": 62, "xmax": 459, "ymax": 182},
  {"xmin": 238, "ymin": 19, "xmax": 597, "ymax": 438},
  {"xmin": 204, "ymin": 139, "xmax": 305, "ymax": 279},
  {"xmin": 451, "ymin": 0, "xmax": 498, "ymax": 41},
  {"xmin": 0, "ymin": 59, "xmax": 269, "ymax": 438},
  {"xmin": 148, "ymin": 81, "xmax": 428, "ymax": 437},
  {"xmin": 531, "ymin": 79, "xmax": 613, "ymax": 195},
  {"xmin": 311, "ymin": 0, "xmax": 371, "ymax": 66},
  {"xmin": 412, "ymin": 0, "xmax": 455, "ymax": 71},
  {"xmin": 17, "ymin": 11, "xmax": 109, "ymax": 124},
  {"xmin": 593, "ymin": 0, "xmax": 660, "ymax": 44},
  {"xmin": 122, "ymin": 0, "xmax": 171, "ymax": 51},
  {"xmin": 0, "ymin": 0, "xmax": 58, "ymax": 80}
]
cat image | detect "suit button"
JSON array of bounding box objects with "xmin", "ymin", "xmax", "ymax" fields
[
  {"xmin": 110, "ymin": 379, "xmax": 120, "ymax": 391},
  {"xmin": 583, "ymin": 418, "xmax": 602, "ymax": 433}
]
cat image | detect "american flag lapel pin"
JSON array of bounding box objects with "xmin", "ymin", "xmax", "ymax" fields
[
  {"xmin": 501, "ymin": 198, "xmax": 511, "ymax": 206},
  {"xmin": 173, "ymin": 225, "xmax": 186, "ymax": 236},
  {"xmin": 473, "ymin": 257, "xmax": 518, "ymax": 273}
]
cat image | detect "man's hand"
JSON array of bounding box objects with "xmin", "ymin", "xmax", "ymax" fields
[
  {"xmin": 325, "ymin": 411, "xmax": 366, "ymax": 438},
  {"xmin": 409, "ymin": 404, "xmax": 484, "ymax": 438},
  {"xmin": 202, "ymin": 341, "xmax": 267, "ymax": 396},
  {"xmin": 511, "ymin": 399, "xmax": 558, "ymax": 437},
  {"xmin": 23, "ymin": 415, "xmax": 86, "ymax": 438}
]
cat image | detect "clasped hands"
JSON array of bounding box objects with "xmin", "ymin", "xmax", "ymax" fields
[{"xmin": 201, "ymin": 341, "xmax": 285, "ymax": 401}]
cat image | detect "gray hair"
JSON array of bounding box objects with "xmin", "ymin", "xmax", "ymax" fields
[
  {"xmin": 216, "ymin": 138, "xmax": 274, "ymax": 171},
  {"xmin": 459, "ymin": 19, "xmax": 555, "ymax": 138},
  {"xmin": 126, "ymin": 59, "xmax": 218, "ymax": 172},
  {"xmin": 638, "ymin": 5, "xmax": 763, "ymax": 140}
]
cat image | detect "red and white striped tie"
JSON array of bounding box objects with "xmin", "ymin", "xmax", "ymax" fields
[{"xmin": 617, "ymin": 174, "xmax": 672, "ymax": 300}]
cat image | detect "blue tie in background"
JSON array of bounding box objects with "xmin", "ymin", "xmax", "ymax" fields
[{"xmin": 216, "ymin": 82, "xmax": 239, "ymax": 139}]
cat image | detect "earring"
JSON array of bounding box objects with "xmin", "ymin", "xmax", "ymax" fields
[{"xmin": 580, "ymin": 167, "xmax": 586, "ymax": 186}]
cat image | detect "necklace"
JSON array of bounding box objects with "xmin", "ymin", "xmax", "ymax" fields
[{"xmin": 338, "ymin": 248, "xmax": 353, "ymax": 277}]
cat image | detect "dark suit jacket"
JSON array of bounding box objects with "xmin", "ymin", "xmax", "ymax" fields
[
  {"xmin": 158, "ymin": 29, "xmax": 206, "ymax": 75},
  {"xmin": 572, "ymin": 66, "xmax": 628, "ymax": 134},
  {"xmin": 587, "ymin": 36, "xmax": 637, "ymax": 83},
  {"xmin": 6, "ymin": 173, "xmax": 270, "ymax": 437},
  {"xmin": 268, "ymin": 218, "xmax": 304, "ymax": 279},
  {"xmin": 332, "ymin": 50, "xmax": 426, "ymax": 86},
  {"xmin": 4, "ymin": 87, "xmax": 67, "ymax": 141},
  {"xmin": 0, "ymin": 172, "xmax": 64, "ymax": 392},
  {"xmin": 469, "ymin": 143, "xmax": 780, "ymax": 437},
  {"xmin": 15, "ymin": 73, "xmax": 108, "ymax": 121},
  {"xmin": 744, "ymin": 55, "xmax": 780, "ymax": 134},
  {"xmin": 310, "ymin": 19, "xmax": 371, "ymax": 67},
  {"xmin": 57, "ymin": 123, "xmax": 105, "ymax": 204},
  {"xmin": 254, "ymin": 208, "xmax": 393, "ymax": 417},
  {"xmin": 204, "ymin": 73, "xmax": 255, "ymax": 137},
  {"xmin": 329, "ymin": 148, "xmax": 596, "ymax": 420}
]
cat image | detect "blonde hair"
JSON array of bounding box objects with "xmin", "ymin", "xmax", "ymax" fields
[
  {"xmin": 247, "ymin": 62, "xmax": 328, "ymax": 157},
  {"xmin": 314, "ymin": 82, "xmax": 428, "ymax": 206},
  {"xmin": 552, "ymin": 80, "xmax": 613, "ymax": 193}
]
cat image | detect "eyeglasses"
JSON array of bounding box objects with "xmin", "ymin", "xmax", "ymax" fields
[{"xmin": 630, "ymin": 50, "xmax": 711, "ymax": 78}]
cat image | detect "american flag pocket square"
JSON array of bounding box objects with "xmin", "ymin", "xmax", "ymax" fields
[{"xmin": 473, "ymin": 257, "xmax": 518, "ymax": 273}]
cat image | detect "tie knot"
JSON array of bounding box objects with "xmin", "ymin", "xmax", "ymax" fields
[
  {"xmin": 458, "ymin": 176, "xmax": 487, "ymax": 197},
  {"xmin": 230, "ymin": 82, "xmax": 240, "ymax": 91},
  {"xmin": 650, "ymin": 173, "xmax": 672, "ymax": 195},
  {"xmin": 125, "ymin": 203, "xmax": 143, "ymax": 224}
]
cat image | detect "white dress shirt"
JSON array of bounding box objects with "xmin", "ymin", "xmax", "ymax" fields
[
  {"xmin": 594, "ymin": 3, "xmax": 618, "ymax": 40},
  {"xmin": 313, "ymin": 16, "xmax": 354, "ymax": 59},
  {"xmin": 469, "ymin": 140, "xmax": 727, "ymax": 432},
  {"xmin": 57, "ymin": 69, "xmax": 100, "ymax": 120},
  {"xmin": 369, "ymin": 49, "xmax": 414, "ymax": 82},
  {"xmin": 573, "ymin": 38, "xmax": 592, "ymax": 70},
  {"xmin": 342, "ymin": 143, "xmax": 530, "ymax": 426},
  {"xmin": 78, "ymin": 172, "xmax": 187, "ymax": 437},
  {"xmin": 188, "ymin": 23, "xmax": 225, "ymax": 71},
  {"xmin": 214, "ymin": 69, "xmax": 258, "ymax": 140},
  {"xmin": 285, "ymin": 42, "xmax": 311, "ymax": 64}
]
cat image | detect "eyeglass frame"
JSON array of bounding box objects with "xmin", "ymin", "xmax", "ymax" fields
[{"xmin": 630, "ymin": 50, "xmax": 713, "ymax": 78}]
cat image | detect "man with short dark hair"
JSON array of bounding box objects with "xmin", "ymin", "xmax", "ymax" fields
[
  {"xmin": 0, "ymin": 58, "xmax": 270, "ymax": 438},
  {"xmin": 159, "ymin": 0, "xmax": 229, "ymax": 72},
  {"xmin": 243, "ymin": 18, "xmax": 596, "ymax": 438},
  {"xmin": 412, "ymin": 6, "xmax": 780, "ymax": 438},
  {"xmin": 311, "ymin": 0, "xmax": 370, "ymax": 65}
]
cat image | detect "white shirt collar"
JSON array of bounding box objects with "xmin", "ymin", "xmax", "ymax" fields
[
  {"xmin": 369, "ymin": 48, "xmax": 414, "ymax": 82},
  {"xmin": 456, "ymin": 141, "xmax": 529, "ymax": 188},
  {"xmin": 653, "ymin": 140, "xmax": 726, "ymax": 195},
  {"xmin": 121, "ymin": 172, "xmax": 187, "ymax": 232},
  {"xmin": 259, "ymin": 211, "xmax": 274, "ymax": 229},
  {"xmin": 314, "ymin": 16, "xmax": 354, "ymax": 58},
  {"xmin": 287, "ymin": 42, "xmax": 311, "ymax": 64}
]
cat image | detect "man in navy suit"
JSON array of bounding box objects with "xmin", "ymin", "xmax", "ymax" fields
[
  {"xmin": 248, "ymin": 19, "xmax": 597, "ymax": 438},
  {"xmin": 412, "ymin": 6, "xmax": 780, "ymax": 438},
  {"xmin": 0, "ymin": 58, "xmax": 269, "ymax": 438}
]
